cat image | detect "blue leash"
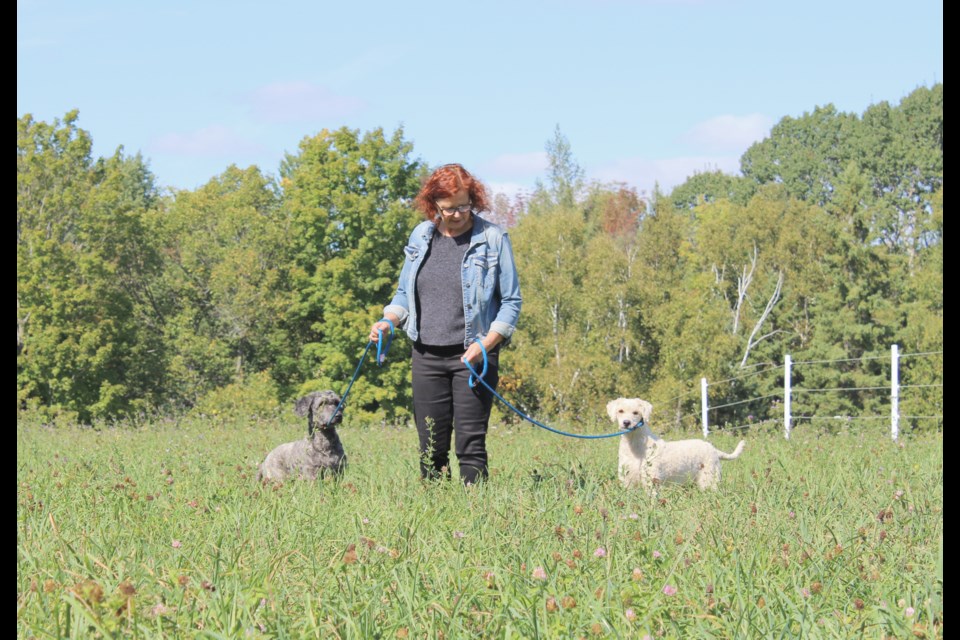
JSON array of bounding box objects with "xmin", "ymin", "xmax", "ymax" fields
[
  {"xmin": 463, "ymin": 340, "xmax": 643, "ymax": 440},
  {"xmin": 325, "ymin": 319, "xmax": 394, "ymax": 429},
  {"xmin": 326, "ymin": 328, "xmax": 640, "ymax": 439}
]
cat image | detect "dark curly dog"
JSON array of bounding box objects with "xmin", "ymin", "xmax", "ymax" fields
[{"xmin": 256, "ymin": 391, "xmax": 346, "ymax": 481}]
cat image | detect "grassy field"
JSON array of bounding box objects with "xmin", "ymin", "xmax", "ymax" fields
[{"xmin": 17, "ymin": 414, "xmax": 942, "ymax": 639}]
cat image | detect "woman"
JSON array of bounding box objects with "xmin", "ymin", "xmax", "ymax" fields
[{"xmin": 369, "ymin": 164, "xmax": 521, "ymax": 484}]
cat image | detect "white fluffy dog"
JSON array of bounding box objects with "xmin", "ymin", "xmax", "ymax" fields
[{"xmin": 607, "ymin": 398, "xmax": 745, "ymax": 491}]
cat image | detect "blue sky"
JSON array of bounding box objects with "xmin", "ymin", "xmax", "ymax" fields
[{"xmin": 18, "ymin": 0, "xmax": 942, "ymax": 199}]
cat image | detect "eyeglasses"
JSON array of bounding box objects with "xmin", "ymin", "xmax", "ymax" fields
[{"xmin": 436, "ymin": 202, "xmax": 473, "ymax": 215}]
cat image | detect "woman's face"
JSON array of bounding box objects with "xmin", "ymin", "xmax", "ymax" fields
[{"xmin": 435, "ymin": 188, "xmax": 473, "ymax": 236}]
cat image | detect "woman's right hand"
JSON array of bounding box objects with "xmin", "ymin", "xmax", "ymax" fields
[{"xmin": 369, "ymin": 320, "xmax": 392, "ymax": 343}]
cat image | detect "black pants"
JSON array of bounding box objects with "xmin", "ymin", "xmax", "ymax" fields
[{"xmin": 412, "ymin": 343, "xmax": 499, "ymax": 484}]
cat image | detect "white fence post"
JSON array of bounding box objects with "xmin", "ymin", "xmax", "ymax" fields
[
  {"xmin": 891, "ymin": 344, "xmax": 900, "ymax": 441},
  {"xmin": 784, "ymin": 354, "xmax": 792, "ymax": 440},
  {"xmin": 701, "ymin": 377, "xmax": 709, "ymax": 438}
]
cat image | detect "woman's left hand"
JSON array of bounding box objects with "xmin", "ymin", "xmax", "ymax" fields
[
  {"xmin": 462, "ymin": 332, "xmax": 505, "ymax": 367},
  {"xmin": 462, "ymin": 342, "xmax": 485, "ymax": 366}
]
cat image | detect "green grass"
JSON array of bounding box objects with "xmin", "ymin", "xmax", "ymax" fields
[{"xmin": 17, "ymin": 416, "xmax": 942, "ymax": 639}]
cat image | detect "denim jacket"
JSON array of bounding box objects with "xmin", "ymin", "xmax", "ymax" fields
[{"xmin": 384, "ymin": 215, "xmax": 521, "ymax": 348}]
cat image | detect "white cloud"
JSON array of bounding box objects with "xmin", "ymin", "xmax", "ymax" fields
[
  {"xmin": 681, "ymin": 114, "xmax": 775, "ymax": 152},
  {"xmin": 248, "ymin": 81, "xmax": 365, "ymax": 123},
  {"xmin": 150, "ymin": 125, "xmax": 264, "ymax": 156},
  {"xmin": 591, "ymin": 155, "xmax": 741, "ymax": 195}
]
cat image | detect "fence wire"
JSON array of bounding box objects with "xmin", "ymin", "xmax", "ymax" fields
[
  {"xmin": 708, "ymin": 393, "xmax": 782, "ymax": 411},
  {"xmin": 793, "ymin": 385, "xmax": 888, "ymax": 393},
  {"xmin": 722, "ymin": 419, "xmax": 779, "ymax": 432},
  {"xmin": 793, "ymin": 354, "xmax": 888, "ymax": 365},
  {"xmin": 796, "ymin": 415, "xmax": 887, "ymax": 421},
  {"xmin": 652, "ymin": 387, "xmax": 700, "ymax": 407},
  {"xmin": 706, "ymin": 364, "xmax": 781, "ymax": 388}
]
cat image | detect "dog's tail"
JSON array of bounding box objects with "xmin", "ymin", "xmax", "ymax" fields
[{"xmin": 719, "ymin": 440, "xmax": 746, "ymax": 460}]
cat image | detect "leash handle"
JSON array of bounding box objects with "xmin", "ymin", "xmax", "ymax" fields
[
  {"xmin": 376, "ymin": 318, "xmax": 395, "ymax": 365},
  {"xmin": 465, "ymin": 339, "xmax": 488, "ymax": 388}
]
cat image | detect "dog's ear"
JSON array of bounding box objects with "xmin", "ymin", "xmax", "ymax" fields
[
  {"xmin": 636, "ymin": 400, "xmax": 652, "ymax": 425},
  {"xmin": 294, "ymin": 395, "xmax": 313, "ymax": 417},
  {"xmin": 606, "ymin": 399, "xmax": 622, "ymax": 422}
]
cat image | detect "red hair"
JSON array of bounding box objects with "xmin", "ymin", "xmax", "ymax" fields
[{"xmin": 413, "ymin": 163, "xmax": 491, "ymax": 220}]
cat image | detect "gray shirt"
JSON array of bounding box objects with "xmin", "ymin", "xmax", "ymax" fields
[{"xmin": 415, "ymin": 229, "xmax": 471, "ymax": 346}]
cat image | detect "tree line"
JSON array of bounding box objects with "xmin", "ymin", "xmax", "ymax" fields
[{"xmin": 17, "ymin": 85, "xmax": 942, "ymax": 430}]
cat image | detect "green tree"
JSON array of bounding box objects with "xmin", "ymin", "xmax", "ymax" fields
[
  {"xmin": 630, "ymin": 191, "xmax": 738, "ymax": 429},
  {"xmin": 732, "ymin": 86, "xmax": 943, "ymax": 430},
  {"xmin": 896, "ymin": 187, "xmax": 942, "ymax": 430},
  {"xmin": 511, "ymin": 207, "xmax": 592, "ymax": 417},
  {"xmin": 281, "ymin": 127, "xmax": 425, "ymax": 421},
  {"xmin": 669, "ymin": 170, "xmax": 754, "ymax": 210},
  {"xmin": 741, "ymin": 85, "xmax": 942, "ymax": 257},
  {"xmin": 159, "ymin": 165, "xmax": 292, "ymax": 409},
  {"xmin": 510, "ymin": 135, "xmax": 659, "ymax": 420},
  {"xmin": 531, "ymin": 125, "xmax": 584, "ymax": 211},
  {"xmin": 784, "ymin": 166, "xmax": 902, "ymax": 424},
  {"xmin": 18, "ymin": 112, "xmax": 166, "ymax": 420},
  {"xmin": 855, "ymin": 85, "xmax": 943, "ymax": 261},
  {"xmin": 740, "ymin": 104, "xmax": 859, "ymax": 206}
]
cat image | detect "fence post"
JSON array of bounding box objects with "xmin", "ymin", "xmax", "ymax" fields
[
  {"xmin": 891, "ymin": 344, "xmax": 900, "ymax": 441},
  {"xmin": 701, "ymin": 377, "xmax": 709, "ymax": 438},
  {"xmin": 784, "ymin": 354, "xmax": 792, "ymax": 440}
]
